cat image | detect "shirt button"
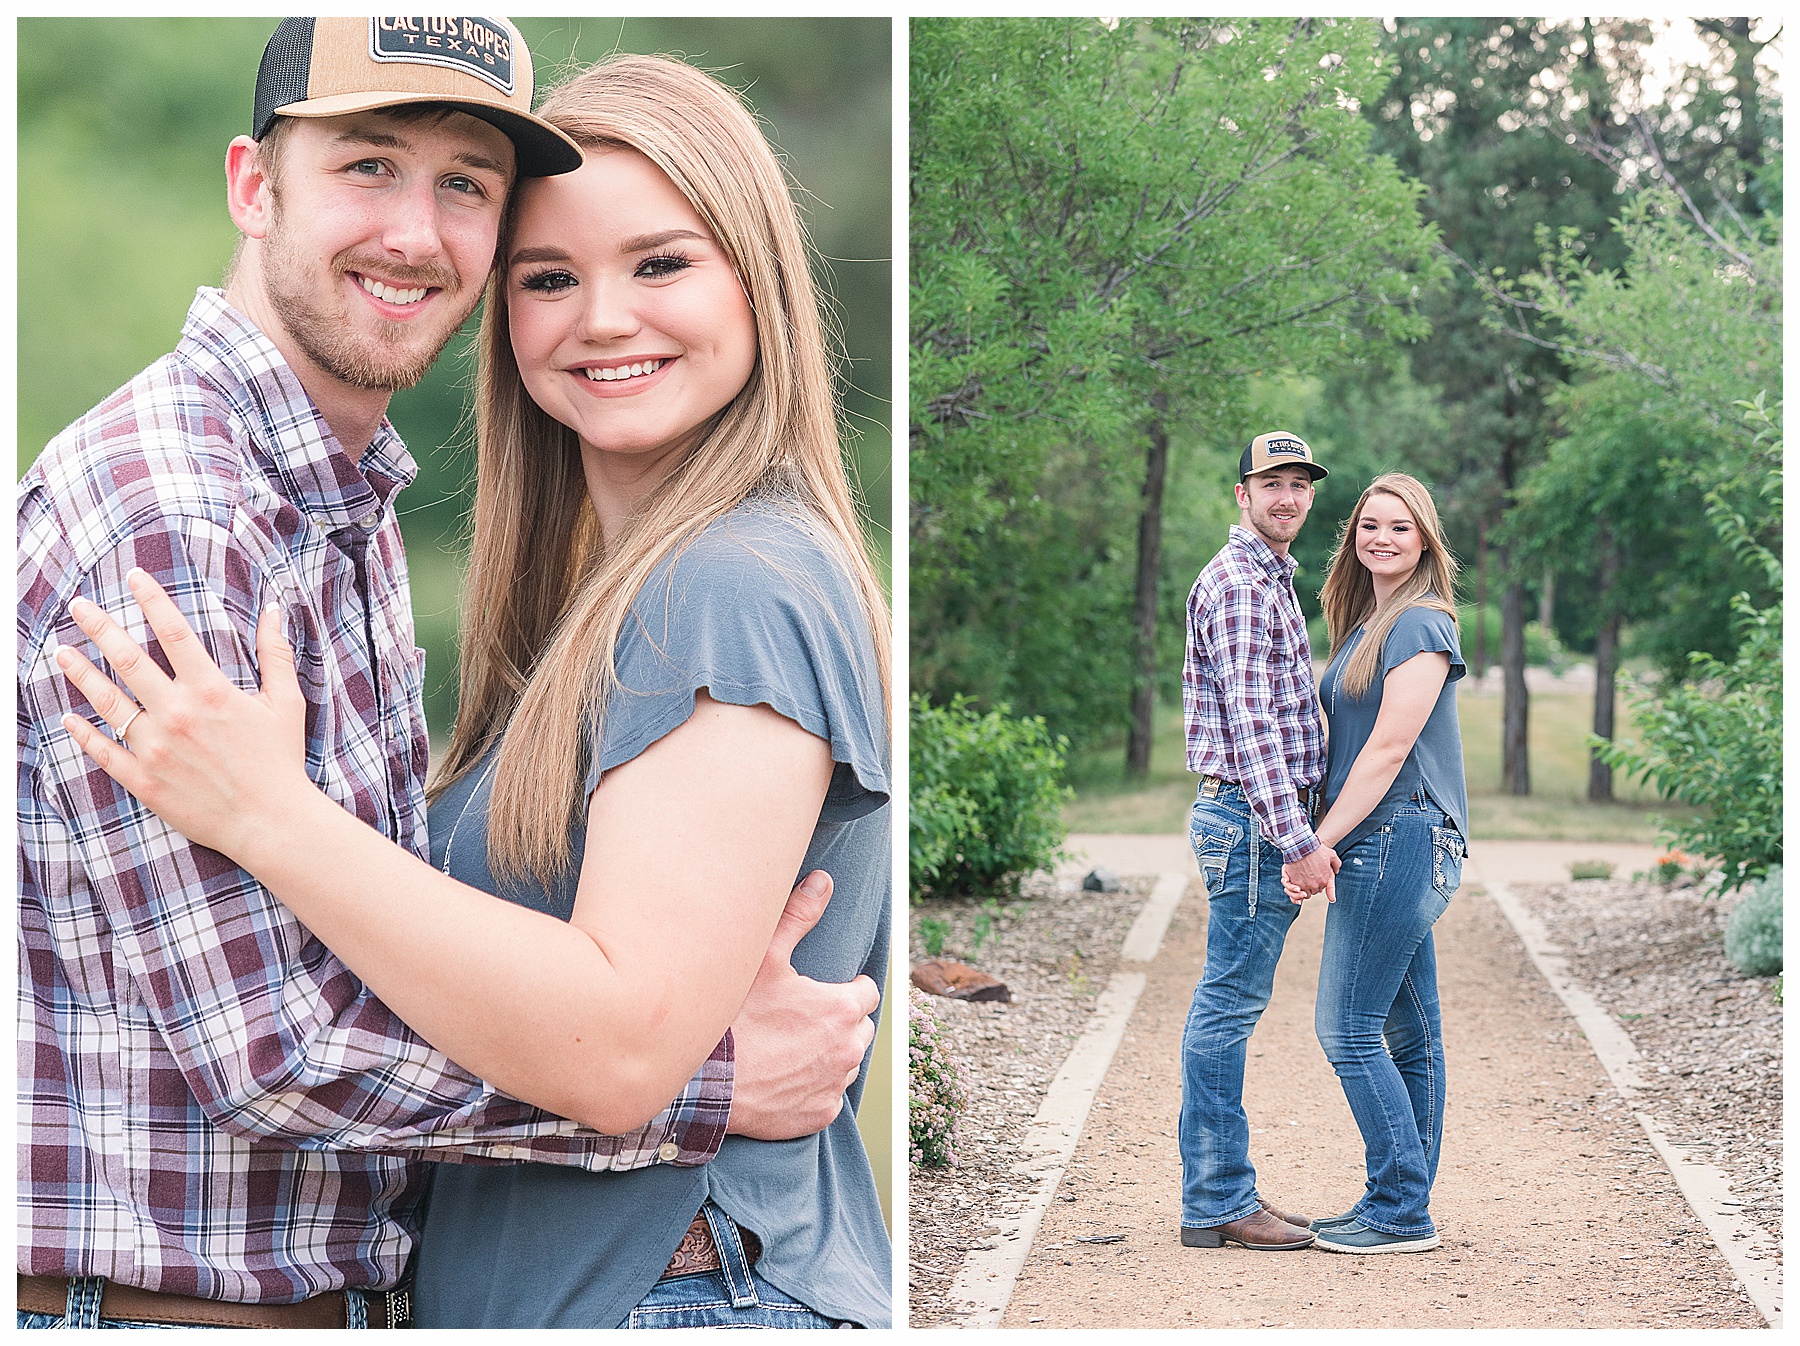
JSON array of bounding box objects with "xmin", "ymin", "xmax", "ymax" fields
[
  {"xmin": 657, "ymin": 1141, "xmax": 680, "ymax": 1161},
  {"xmin": 357, "ymin": 512, "xmax": 380, "ymax": 531}
]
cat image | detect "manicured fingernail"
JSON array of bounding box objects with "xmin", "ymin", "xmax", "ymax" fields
[
  {"xmin": 127, "ymin": 567, "xmax": 146, "ymax": 582},
  {"xmin": 264, "ymin": 603, "xmax": 281, "ymax": 616},
  {"xmin": 53, "ymin": 644, "xmax": 72, "ymax": 667}
]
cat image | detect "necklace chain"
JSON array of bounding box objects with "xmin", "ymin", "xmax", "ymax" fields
[{"xmin": 439, "ymin": 752, "xmax": 502, "ymax": 875}]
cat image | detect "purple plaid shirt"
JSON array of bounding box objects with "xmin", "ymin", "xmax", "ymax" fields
[
  {"xmin": 1182, "ymin": 524, "xmax": 1327, "ymax": 861},
  {"xmin": 17, "ymin": 289, "xmax": 731, "ymax": 1301}
]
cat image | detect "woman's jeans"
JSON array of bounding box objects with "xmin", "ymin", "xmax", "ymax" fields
[
  {"xmin": 1316, "ymin": 798, "xmax": 1465, "ymax": 1236},
  {"xmin": 1178, "ymin": 780, "xmax": 1303, "ymax": 1228},
  {"xmin": 624, "ymin": 1203, "xmax": 849, "ymax": 1329}
]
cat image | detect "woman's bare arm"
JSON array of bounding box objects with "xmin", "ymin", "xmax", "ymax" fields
[{"xmin": 58, "ymin": 570, "xmax": 837, "ymax": 1135}]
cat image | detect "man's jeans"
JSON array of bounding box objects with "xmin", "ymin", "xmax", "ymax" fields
[
  {"xmin": 1178, "ymin": 780, "xmax": 1303, "ymax": 1228},
  {"xmin": 1315, "ymin": 797, "xmax": 1465, "ymax": 1235}
]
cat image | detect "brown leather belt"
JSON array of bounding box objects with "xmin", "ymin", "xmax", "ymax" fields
[
  {"xmin": 17, "ymin": 1275, "xmax": 404, "ymax": 1329},
  {"xmin": 659, "ymin": 1209, "xmax": 762, "ymax": 1280}
]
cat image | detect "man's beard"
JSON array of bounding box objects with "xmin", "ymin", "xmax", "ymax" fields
[
  {"xmin": 1249, "ymin": 502, "xmax": 1303, "ymax": 546},
  {"xmin": 261, "ymin": 207, "xmax": 474, "ymax": 392}
]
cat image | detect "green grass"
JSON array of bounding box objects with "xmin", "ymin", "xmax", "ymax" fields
[{"xmin": 1065, "ymin": 688, "xmax": 1695, "ymax": 843}]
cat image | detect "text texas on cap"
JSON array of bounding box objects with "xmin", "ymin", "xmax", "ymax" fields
[
  {"xmin": 1239, "ymin": 430, "xmax": 1327, "ymax": 481},
  {"xmin": 252, "ymin": 17, "xmax": 582, "ymax": 176}
]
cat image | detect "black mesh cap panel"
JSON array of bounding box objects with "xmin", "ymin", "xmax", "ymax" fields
[{"xmin": 253, "ymin": 18, "xmax": 316, "ymax": 140}]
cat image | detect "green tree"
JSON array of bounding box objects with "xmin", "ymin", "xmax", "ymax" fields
[
  {"xmin": 1507, "ymin": 181, "xmax": 1779, "ymax": 867},
  {"xmin": 911, "ymin": 17, "xmax": 1441, "ymax": 763},
  {"xmin": 1364, "ymin": 17, "xmax": 1657, "ymax": 796}
]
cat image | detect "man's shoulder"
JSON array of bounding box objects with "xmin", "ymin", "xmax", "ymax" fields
[
  {"xmin": 20, "ymin": 353, "xmax": 268, "ymax": 638},
  {"xmin": 23, "ymin": 352, "xmax": 258, "ymax": 547},
  {"xmin": 1191, "ymin": 535, "xmax": 1269, "ymax": 606}
]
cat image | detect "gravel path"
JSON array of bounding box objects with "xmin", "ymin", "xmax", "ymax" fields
[
  {"xmin": 907, "ymin": 842, "xmax": 1770, "ymax": 1328},
  {"xmin": 905, "ymin": 875, "xmax": 1151, "ymax": 1327},
  {"xmin": 1510, "ymin": 874, "xmax": 1782, "ymax": 1246}
]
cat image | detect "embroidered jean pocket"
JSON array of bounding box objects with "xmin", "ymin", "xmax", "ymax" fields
[
  {"xmin": 1190, "ymin": 818, "xmax": 1242, "ymax": 897},
  {"xmin": 1431, "ymin": 826, "xmax": 1467, "ymax": 899}
]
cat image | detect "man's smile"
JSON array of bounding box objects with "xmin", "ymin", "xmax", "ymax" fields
[{"xmin": 355, "ymin": 274, "xmax": 432, "ymax": 307}]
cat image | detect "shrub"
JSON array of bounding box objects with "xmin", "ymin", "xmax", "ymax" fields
[
  {"xmin": 1595, "ymin": 594, "xmax": 1780, "ymax": 892},
  {"xmin": 1568, "ymin": 859, "xmax": 1615, "ymax": 881},
  {"xmin": 909, "ymin": 990, "xmax": 969, "ymax": 1168},
  {"xmin": 910, "ymin": 693, "xmax": 1071, "ymax": 898},
  {"xmin": 1724, "ymin": 866, "xmax": 1782, "ymax": 977}
]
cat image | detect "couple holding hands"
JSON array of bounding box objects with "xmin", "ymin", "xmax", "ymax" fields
[
  {"xmin": 1179, "ymin": 434, "xmax": 1469, "ymax": 1256},
  {"xmin": 20, "ymin": 17, "xmax": 890, "ymax": 1330}
]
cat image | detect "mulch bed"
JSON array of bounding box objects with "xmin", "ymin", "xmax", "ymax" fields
[
  {"xmin": 1510, "ymin": 874, "xmax": 1783, "ymax": 1248},
  {"xmin": 906, "ymin": 874, "xmax": 1152, "ymax": 1327}
]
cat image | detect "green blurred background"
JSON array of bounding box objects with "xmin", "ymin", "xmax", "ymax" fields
[{"xmin": 18, "ymin": 17, "xmax": 895, "ymax": 1226}]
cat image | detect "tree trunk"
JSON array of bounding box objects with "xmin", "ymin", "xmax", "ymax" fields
[
  {"xmin": 1499, "ymin": 408, "xmax": 1530, "ymax": 796},
  {"xmin": 1502, "ymin": 572, "xmax": 1530, "ymax": 795},
  {"xmin": 1588, "ymin": 529, "xmax": 1620, "ymax": 802},
  {"xmin": 1125, "ymin": 397, "xmax": 1169, "ymax": 778},
  {"xmin": 1473, "ymin": 517, "xmax": 1489, "ymax": 679}
]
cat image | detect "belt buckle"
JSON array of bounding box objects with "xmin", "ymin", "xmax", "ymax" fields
[
  {"xmin": 383, "ymin": 1289, "xmax": 411, "ymax": 1329},
  {"xmin": 1201, "ymin": 775, "xmax": 1221, "ymax": 800}
]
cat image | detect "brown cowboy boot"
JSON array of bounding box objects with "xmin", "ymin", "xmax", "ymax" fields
[
  {"xmin": 1259, "ymin": 1196, "xmax": 1311, "ymax": 1229},
  {"xmin": 1181, "ymin": 1207, "xmax": 1315, "ymax": 1250}
]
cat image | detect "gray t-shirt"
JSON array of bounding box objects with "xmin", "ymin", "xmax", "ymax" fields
[
  {"xmin": 411, "ymin": 499, "xmax": 891, "ymax": 1328},
  {"xmin": 1320, "ymin": 604, "xmax": 1467, "ymax": 853}
]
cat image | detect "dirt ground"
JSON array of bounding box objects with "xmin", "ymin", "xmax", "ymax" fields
[{"xmin": 995, "ymin": 875, "xmax": 1766, "ymax": 1329}]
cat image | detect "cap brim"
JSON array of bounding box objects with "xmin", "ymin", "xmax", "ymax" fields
[
  {"xmin": 1243, "ymin": 463, "xmax": 1328, "ymax": 481},
  {"xmin": 271, "ymin": 93, "xmax": 583, "ymax": 176}
]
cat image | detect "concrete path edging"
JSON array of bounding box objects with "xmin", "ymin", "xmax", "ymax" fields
[
  {"xmin": 945, "ymin": 970, "xmax": 1148, "ymax": 1325},
  {"xmin": 948, "ymin": 843, "xmax": 1195, "ymax": 1325},
  {"xmin": 1484, "ymin": 874, "xmax": 1782, "ymax": 1328}
]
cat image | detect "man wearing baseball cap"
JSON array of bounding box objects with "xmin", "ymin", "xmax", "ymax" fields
[
  {"xmin": 1175, "ymin": 432, "xmax": 1336, "ymax": 1252},
  {"xmin": 18, "ymin": 19, "xmax": 873, "ymax": 1328}
]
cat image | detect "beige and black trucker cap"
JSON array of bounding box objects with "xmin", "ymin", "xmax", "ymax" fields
[
  {"xmin": 252, "ymin": 17, "xmax": 582, "ymax": 176},
  {"xmin": 1239, "ymin": 430, "xmax": 1327, "ymax": 481}
]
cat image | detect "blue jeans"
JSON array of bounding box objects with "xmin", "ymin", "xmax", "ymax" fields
[
  {"xmin": 1315, "ymin": 798, "xmax": 1465, "ymax": 1235},
  {"xmin": 624, "ymin": 1203, "xmax": 849, "ymax": 1329},
  {"xmin": 1178, "ymin": 780, "xmax": 1304, "ymax": 1227}
]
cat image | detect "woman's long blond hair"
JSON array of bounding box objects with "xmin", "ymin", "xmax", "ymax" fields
[
  {"xmin": 1318, "ymin": 473, "xmax": 1460, "ymax": 699},
  {"xmin": 431, "ymin": 53, "xmax": 891, "ymax": 885}
]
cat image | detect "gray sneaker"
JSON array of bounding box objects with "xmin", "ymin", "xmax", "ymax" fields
[
  {"xmin": 1307, "ymin": 1210, "xmax": 1361, "ymax": 1232},
  {"xmin": 1313, "ymin": 1220, "xmax": 1440, "ymax": 1254}
]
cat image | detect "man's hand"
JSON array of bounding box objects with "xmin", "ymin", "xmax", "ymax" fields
[
  {"xmin": 1283, "ymin": 844, "xmax": 1340, "ymax": 903},
  {"xmin": 727, "ymin": 871, "xmax": 881, "ymax": 1140}
]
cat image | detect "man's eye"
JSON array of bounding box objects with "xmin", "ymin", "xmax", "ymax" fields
[
  {"xmin": 348, "ymin": 159, "xmax": 386, "ymax": 176},
  {"xmin": 443, "ymin": 174, "xmax": 484, "ymax": 197},
  {"xmin": 519, "ymin": 269, "xmax": 578, "ymax": 294}
]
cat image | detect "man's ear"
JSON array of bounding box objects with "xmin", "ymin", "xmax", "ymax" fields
[
  {"xmin": 225, "ymin": 136, "xmax": 275, "ymax": 241},
  {"xmin": 1233, "ymin": 481, "xmax": 1250, "ymax": 509}
]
